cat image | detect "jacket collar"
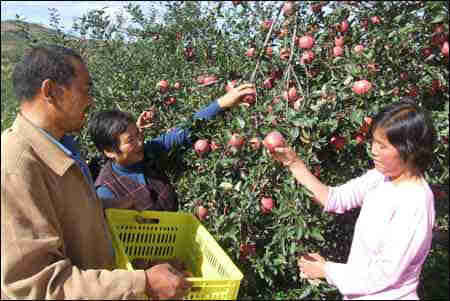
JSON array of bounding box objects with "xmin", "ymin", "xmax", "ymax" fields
[{"xmin": 13, "ymin": 113, "xmax": 76, "ymax": 176}]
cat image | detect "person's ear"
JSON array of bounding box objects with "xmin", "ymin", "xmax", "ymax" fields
[{"xmin": 41, "ymin": 79, "xmax": 58, "ymax": 103}]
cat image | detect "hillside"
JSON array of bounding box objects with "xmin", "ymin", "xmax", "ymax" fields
[{"xmin": 1, "ymin": 20, "xmax": 61, "ymax": 63}]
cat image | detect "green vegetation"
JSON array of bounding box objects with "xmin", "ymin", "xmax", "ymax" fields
[{"xmin": 1, "ymin": 2, "xmax": 448, "ymax": 299}]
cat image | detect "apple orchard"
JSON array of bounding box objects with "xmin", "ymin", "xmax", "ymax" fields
[{"xmin": 24, "ymin": 1, "xmax": 449, "ymax": 299}]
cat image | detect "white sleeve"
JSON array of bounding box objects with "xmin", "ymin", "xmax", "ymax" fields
[
  {"xmin": 324, "ymin": 192, "xmax": 434, "ymax": 296},
  {"xmin": 324, "ymin": 169, "xmax": 385, "ymax": 214}
]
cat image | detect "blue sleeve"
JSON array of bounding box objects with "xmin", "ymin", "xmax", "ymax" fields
[
  {"xmin": 193, "ymin": 99, "xmax": 222, "ymax": 120},
  {"xmin": 96, "ymin": 185, "xmax": 116, "ymax": 203},
  {"xmin": 144, "ymin": 99, "xmax": 222, "ymax": 152}
]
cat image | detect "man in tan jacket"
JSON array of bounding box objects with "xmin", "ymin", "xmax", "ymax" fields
[{"xmin": 1, "ymin": 45, "xmax": 191, "ymax": 299}]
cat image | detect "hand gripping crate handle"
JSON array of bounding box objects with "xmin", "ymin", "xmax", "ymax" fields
[{"xmin": 135, "ymin": 215, "xmax": 160, "ymax": 224}]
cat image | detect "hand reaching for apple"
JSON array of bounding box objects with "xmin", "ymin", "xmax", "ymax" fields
[
  {"xmin": 136, "ymin": 106, "xmax": 157, "ymax": 130},
  {"xmin": 217, "ymin": 83, "xmax": 256, "ymax": 109},
  {"xmin": 271, "ymin": 146, "xmax": 303, "ymax": 167}
]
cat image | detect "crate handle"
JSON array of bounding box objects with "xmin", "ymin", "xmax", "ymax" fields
[{"xmin": 135, "ymin": 215, "xmax": 160, "ymax": 224}]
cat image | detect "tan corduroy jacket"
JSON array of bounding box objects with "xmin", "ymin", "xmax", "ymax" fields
[{"xmin": 1, "ymin": 114, "xmax": 146, "ymax": 299}]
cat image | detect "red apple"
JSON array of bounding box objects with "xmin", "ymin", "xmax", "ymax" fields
[
  {"xmin": 292, "ymin": 99, "xmax": 302, "ymax": 111},
  {"xmin": 164, "ymin": 97, "xmax": 176, "ymax": 105},
  {"xmin": 310, "ymin": 3, "xmax": 322, "ymax": 13},
  {"xmin": 307, "ymin": 68, "xmax": 319, "ymax": 78},
  {"xmin": 225, "ymin": 80, "xmax": 238, "ymax": 92},
  {"xmin": 263, "ymin": 130, "xmax": 286, "ymax": 152},
  {"xmin": 261, "ymin": 20, "xmax": 273, "ymax": 31},
  {"xmin": 364, "ymin": 116, "xmax": 373, "ymax": 126},
  {"xmin": 270, "ymin": 69, "xmax": 283, "ymax": 80},
  {"xmin": 242, "ymin": 94, "xmax": 256, "ymax": 105},
  {"xmin": 367, "ymin": 63, "xmax": 378, "ymax": 73},
  {"xmin": 300, "ymin": 50, "xmax": 315, "ymax": 64},
  {"xmin": 313, "ymin": 166, "xmax": 321, "ymax": 178},
  {"xmin": 240, "ymin": 243, "xmax": 256, "ymax": 259},
  {"xmin": 278, "ymin": 28, "xmax": 289, "ymax": 38},
  {"xmin": 197, "ymin": 206, "xmax": 208, "ymax": 221},
  {"xmin": 333, "ymin": 46, "xmax": 344, "ymax": 57},
  {"xmin": 422, "ymin": 47, "xmax": 433, "ymax": 58},
  {"xmin": 280, "ymin": 48, "xmax": 290, "ymax": 60},
  {"xmin": 335, "ymin": 36, "xmax": 345, "ymax": 47},
  {"xmin": 194, "ymin": 139, "xmax": 210, "ymax": 156},
  {"xmin": 337, "ymin": 20, "xmax": 349, "ymax": 33},
  {"xmin": 196, "ymin": 75, "xmax": 206, "ymax": 84},
  {"xmin": 360, "ymin": 19, "xmax": 369, "ymax": 30},
  {"xmin": 246, "ymin": 47, "xmax": 256, "ymax": 58},
  {"xmin": 370, "ymin": 16, "xmax": 381, "ymax": 24},
  {"xmin": 407, "ymin": 84, "xmax": 419, "ymax": 97},
  {"xmin": 156, "ymin": 80, "xmax": 169, "ymax": 93},
  {"xmin": 282, "ymin": 1, "xmax": 295, "ymax": 17},
  {"xmin": 263, "ymin": 78, "xmax": 274, "ymax": 89},
  {"xmin": 228, "ymin": 133, "xmax": 245, "ymax": 149},
  {"xmin": 330, "ymin": 136, "xmax": 346, "ymax": 150},
  {"xmin": 298, "ymin": 35, "xmax": 314, "ymax": 49},
  {"xmin": 203, "ymin": 75, "xmax": 217, "ymax": 85},
  {"xmin": 174, "ymin": 82, "xmax": 182, "ymax": 90},
  {"xmin": 434, "ymin": 24, "xmax": 445, "ymax": 33},
  {"xmin": 260, "ymin": 197, "xmax": 275, "ymax": 214},
  {"xmin": 400, "ymin": 72, "xmax": 408, "ymax": 81},
  {"xmin": 355, "ymin": 133, "xmax": 365, "ymax": 145},
  {"xmin": 210, "ymin": 140, "xmax": 220, "ymax": 151},
  {"xmin": 359, "ymin": 116, "xmax": 372, "ymax": 134},
  {"xmin": 272, "ymin": 96, "xmax": 281, "ymax": 104},
  {"xmin": 430, "ymin": 79, "xmax": 442, "ymax": 95},
  {"xmin": 441, "ymin": 41, "xmax": 449, "ymax": 57},
  {"xmin": 184, "ymin": 47, "xmax": 195, "ymax": 61},
  {"xmin": 284, "ymin": 86, "xmax": 298, "ymax": 102},
  {"xmin": 354, "ymin": 44, "xmax": 365, "ymax": 54},
  {"xmin": 352, "ymin": 80, "xmax": 372, "ymax": 95}
]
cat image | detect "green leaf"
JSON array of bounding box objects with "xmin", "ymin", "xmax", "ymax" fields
[
  {"xmin": 296, "ymin": 226, "xmax": 304, "ymax": 240},
  {"xmin": 290, "ymin": 127, "xmax": 300, "ymax": 140},
  {"xmin": 431, "ymin": 15, "xmax": 445, "ymax": 24},
  {"xmin": 289, "ymin": 242, "xmax": 297, "ymax": 255},
  {"xmin": 310, "ymin": 228, "xmax": 325, "ymax": 241},
  {"xmin": 393, "ymin": 14, "xmax": 403, "ymax": 23}
]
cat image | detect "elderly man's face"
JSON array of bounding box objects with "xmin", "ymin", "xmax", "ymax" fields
[{"xmin": 54, "ymin": 58, "xmax": 94, "ymax": 134}]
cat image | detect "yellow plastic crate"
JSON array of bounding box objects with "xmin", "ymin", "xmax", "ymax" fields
[{"xmin": 105, "ymin": 209, "xmax": 243, "ymax": 300}]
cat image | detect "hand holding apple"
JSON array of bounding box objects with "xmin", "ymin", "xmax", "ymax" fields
[
  {"xmin": 217, "ymin": 83, "xmax": 256, "ymax": 109},
  {"xmin": 136, "ymin": 107, "xmax": 156, "ymax": 130},
  {"xmin": 270, "ymin": 146, "xmax": 302, "ymax": 167},
  {"xmin": 298, "ymin": 253, "xmax": 327, "ymax": 279},
  {"xmin": 145, "ymin": 263, "xmax": 192, "ymax": 300}
]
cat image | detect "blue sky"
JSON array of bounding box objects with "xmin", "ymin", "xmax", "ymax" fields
[{"xmin": 1, "ymin": 1, "xmax": 160, "ymax": 34}]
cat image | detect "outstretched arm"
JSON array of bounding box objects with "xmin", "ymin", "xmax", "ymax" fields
[
  {"xmin": 271, "ymin": 147, "xmax": 329, "ymax": 207},
  {"xmin": 145, "ymin": 83, "xmax": 256, "ymax": 153},
  {"xmin": 271, "ymin": 147, "xmax": 385, "ymax": 212}
]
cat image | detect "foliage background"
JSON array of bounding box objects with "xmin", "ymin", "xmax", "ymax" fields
[{"xmin": 1, "ymin": 1, "xmax": 448, "ymax": 299}]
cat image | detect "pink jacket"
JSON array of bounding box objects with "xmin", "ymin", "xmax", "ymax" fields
[{"xmin": 324, "ymin": 169, "xmax": 435, "ymax": 300}]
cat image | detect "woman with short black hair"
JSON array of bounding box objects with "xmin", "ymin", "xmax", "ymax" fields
[
  {"xmin": 270, "ymin": 98, "xmax": 436, "ymax": 300},
  {"xmin": 88, "ymin": 84, "xmax": 256, "ymax": 211}
]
